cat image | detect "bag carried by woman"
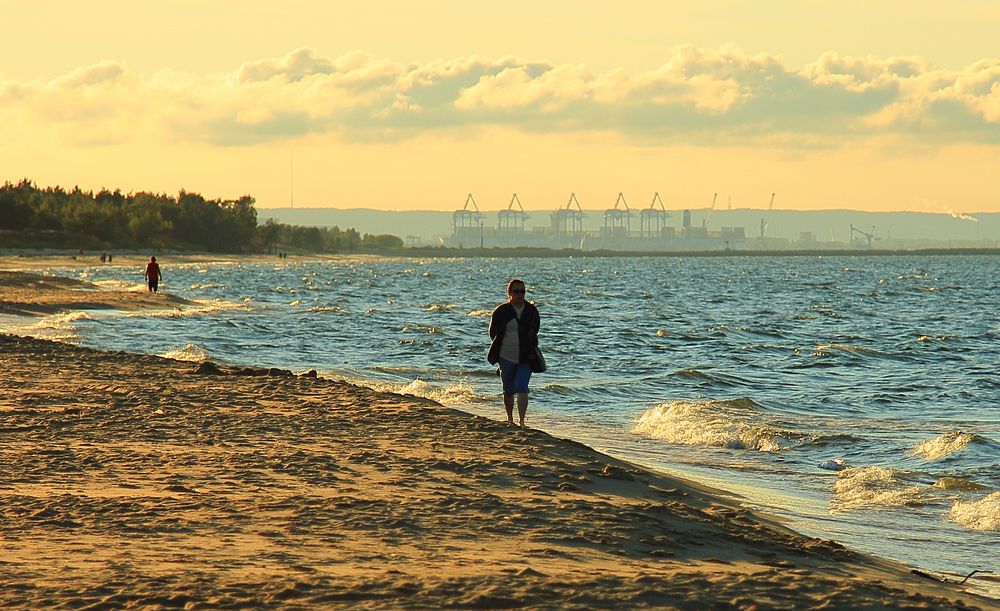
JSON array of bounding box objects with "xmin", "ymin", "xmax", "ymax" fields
[{"xmin": 529, "ymin": 346, "xmax": 546, "ymax": 373}]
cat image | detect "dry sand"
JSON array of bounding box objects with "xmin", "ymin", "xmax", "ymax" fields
[{"xmin": 0, "ymin": 268, "xmax": 996, "ymax": 609}]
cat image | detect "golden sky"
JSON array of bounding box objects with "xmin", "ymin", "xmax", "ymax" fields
[{"xmin": 2, "ymin": 1, "xmax": 998, "ymax": 212}]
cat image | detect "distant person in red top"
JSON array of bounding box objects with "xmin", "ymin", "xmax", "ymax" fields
[{"xmin": 144, "ymin": 256, "xmax": 162, "ymax": 293}]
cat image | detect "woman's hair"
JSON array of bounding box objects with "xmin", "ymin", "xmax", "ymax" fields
[{"xmin": 507, "ymin": 278, "xmax": 525, "ymax": 293}]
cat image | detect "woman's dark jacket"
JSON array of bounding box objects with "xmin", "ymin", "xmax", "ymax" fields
[{"xmin": 488, "ymin": 302, "xmax": 540, "ymax": 365}]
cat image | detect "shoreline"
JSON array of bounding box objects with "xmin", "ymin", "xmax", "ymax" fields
[
  {"xmin": 0, "ymin": 271, "xmax": 996, "ymax": 608},
  {"xmin": 3, "ymin": 247, "xmax": 1000, "ymax": 265}
]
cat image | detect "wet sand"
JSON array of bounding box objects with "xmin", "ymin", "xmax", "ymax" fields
[{"xmin": 0, "ymin": 268, "xmax": 996, "ymax": 609}]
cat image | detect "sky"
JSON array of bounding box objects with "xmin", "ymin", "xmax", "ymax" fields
[{"xmin": 1, "ymin": 1, "xmax": 998, "ymax": 213}]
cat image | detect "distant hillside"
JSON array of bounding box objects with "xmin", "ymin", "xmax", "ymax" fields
[{"xmin": 258, "ymin": 207, "xmax": 1000, "ymax": 247}]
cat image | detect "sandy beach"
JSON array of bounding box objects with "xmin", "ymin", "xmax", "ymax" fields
[{"xmin": 1, "ymin": 268, "xmax": 996, "ymax": 609}]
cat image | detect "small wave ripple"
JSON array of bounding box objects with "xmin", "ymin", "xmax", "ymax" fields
[{"xmin": 422, "ymin": 303, "xmax": 456, "ymax": 312}]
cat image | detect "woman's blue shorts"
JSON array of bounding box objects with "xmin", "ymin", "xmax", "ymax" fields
[{"xmin": 498, "ymin": 357, "xmax": 532, "ymax": 395}]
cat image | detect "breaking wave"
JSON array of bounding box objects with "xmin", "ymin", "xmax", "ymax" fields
[
  {"xmin": 949, "ymin": 492, "xmax": 1000, "ymax": 531},
  {"xmin": 92, "ymin": 279, "xmax": 147, "ymax": 292},
  {"xmin": 355, "ymin": 377, "xmax": 488, "ymax": 407},
  {"xmin": 9, "ymin": 311, "xmax": 93, "ymax": 342},
  {"xmin": 632, "ymin": 398, "xmax": 790, "ymax": 452},
  {"xmin": 830, "ymin": 466, "xmax": 928, "ymax": 511},
  {"xmin": 911, "ymin": 431, "xmax": 978, "ymax": 460},
  {"xmin": 160, "ymin": 343, "xmax": 210, "ymax": 362}
]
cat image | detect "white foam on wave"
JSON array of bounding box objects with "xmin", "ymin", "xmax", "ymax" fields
[
  {"xmin": 9, "ymin": 311, "xmax": 93, "ymax": 342},
  {"xmin": 92, "ymin": 279, "xmax": 148, "ymax": 292},
  {"xmin": 401, "ymin": 324, "xmax": 443, "ymax": 334},
  {"xmin": 814, "ymin": 343, "xmax": 884, "ymax": 356},
  {"xmin": 400, "ymin": 379, "xmax": 483, "ymax": 405},
  {"xmin": 632, "ymin": 398, "xmax": 785, "ymax": 452},
  {"xmin": 160, "ymin": 343, "xmax": 210, "ymax": 362},
  {"xmin": 831, "ymin": 466, "xmax": 926, "ymax": 511},
  {"xmin": 123, "ymin": 299, "xmax": 250, "ymax": 319},
  {"xmin": 307, "ymin": 305, "xmax": 344, "ymax": 313},
  {"xmin": 466, "ymin": 310, "xmax": 492, "ymax": 318},
  {"xmin": 949, "ymin": 491, "xmax": 1000, "ymax": 531},
  {"xmin": 911, "ymin": 431, "xmax": 976, "ymax": 460},
  {"xmin": 423, "ymin": 303, "xmax": 456, "ymax": 312},
  {"xmin": 353, "ymin": 377, "xmax": 487, "ymax": 407}
]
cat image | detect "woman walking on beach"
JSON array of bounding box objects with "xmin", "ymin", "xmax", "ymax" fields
[{"xmin": 488, "ymin": 279, "xmax": 540, "ymax": 427}]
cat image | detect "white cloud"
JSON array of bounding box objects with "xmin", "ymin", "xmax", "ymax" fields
[
  {"xmin": 236, "ymin": 47, "xmax": 335, "ymax": 83},
  {"xmin": 2, "ymin": 46, "xmax": 998, "ymax": 147},
  {"xmin": 50, "ymin": 60, "xmax": 126, "ymax": 89}
]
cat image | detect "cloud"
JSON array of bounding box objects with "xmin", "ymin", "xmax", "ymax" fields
[
  {"xmin": 2, "ymin": 46, "xmax": 998, "ymax": 147},
  {"xmin": 236, "ymin": 47, "xmax": 336, "ymax": 83},
  {"xmin": 50, "ymin": 60, "xmax": 126, "ymax": 89}
]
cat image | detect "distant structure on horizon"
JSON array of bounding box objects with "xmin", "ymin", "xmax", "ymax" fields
[
  {"xmin": 448, "ymin": 192, "xmax": 756, "ymax": 251},
  {"xmin": 259, "ymin": 199, "xmax": 999, "ymax": 251}
]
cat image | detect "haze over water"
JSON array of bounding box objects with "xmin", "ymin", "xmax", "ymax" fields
[{"xmin": 14, "ymin": 254, "xmax": 1000, "ymax": 587}]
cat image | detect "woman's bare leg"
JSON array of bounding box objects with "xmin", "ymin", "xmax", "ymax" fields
[{"xmin": 516, "ymin": 393, "xmax": 529, "ymax": 427}]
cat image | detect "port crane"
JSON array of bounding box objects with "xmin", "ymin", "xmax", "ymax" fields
[
  {"xmin": 602, "ymin": 192, "xmax": 631, "ymax": 234},
  {"xmin": 552, "ymin": 193, "xmax": 585, "ymax": 236},
  {"xmin": 640, "ymin": 192, "xmax": 669, "ymax": 237},
  {"xmin": 497, "ymin": 193, "xmax": 528, "ymax": 232},
  {"xmin": 850, "ymin": 224, "xmax": 879, "ymax": 248},
  {"xmin": 759, "ymin": 192, "xmax": 775, "ymax": 239},
  {"xmin": 703, "ymin": 193, "xmax": 718, "ymax": 228}
]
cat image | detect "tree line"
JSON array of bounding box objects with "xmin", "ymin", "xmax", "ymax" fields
[{"xmin": 0, "ymin": 180, "xmax": 402, "ymax": 253}]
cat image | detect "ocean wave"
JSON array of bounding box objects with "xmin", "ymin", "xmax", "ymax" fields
[
  {"xmin": 804, "ymin": 433, "xmax": 865, "ymax": 447},
  {"xmin": 466, "ymin": 310, "xmax": 492, "ymax": 318},
  {"xmin": 422, "ymin": 304, "xmax": 456, "ymax": 312},
  {"xmin": 814, "ymin": 343, "xmax": 886, "ymax": 357},
  {"xmin": 830, "ymin": 466, "xmax": 928, "ymax": 511},
  {"xmin": 931, "ymin": 476, "xmax": 989, "ymax": 492},
  {"xmin": 401, "ymin": 325, "xmax": 443, "ymax": 334},
  {"xmin": 92, "ymin": 279, "xmax": 147, "ymax": 292},
  {"xmin": 9, "ymin": 311, "xmax": 92, "ymax": 342},
  {"xmin": 307, "ymin": 305, "xmax": 344, "ymax": 313},
  {"xmin": 674, "ymin": 369, "xmax": 714, "ymax": 381},
  {"xmin": 371, "ymin": 364, "xmax": 427, "ymax": 376},
  {"xmin": 911, "ymin": 431, "xmax": 979, "ymax": 461},
  {"xmin": 916, "ymin": 335, "xmax": 951, "ymax": 343},
  {"xmin": 949, "ymin": 492, "xmax": 1000, "ymax": 531},
  {"xmin": 160, "ymin": 344, "xmax": 210, "ymax": 362},
  {"xmin": 672, "ymin": 369, "xmax": 740, "ymax": 386},
  {"xmin": 123, "ymin": 299, "xmax": 250, "ymax": 319},
  {"xmin": 358, "ymin": 377, "xmax": 488, "ymax": 407},
  {"xmin": 632, "ymin": 398, "xmax": 789, "ymax": 452}
]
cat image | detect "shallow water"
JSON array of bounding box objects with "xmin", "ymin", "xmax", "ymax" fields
[{"xmin": 9, "ymin": 254, "xmax": 1000, "ymax": 587}]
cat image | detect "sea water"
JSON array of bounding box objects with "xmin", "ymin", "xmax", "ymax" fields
[{"xmin": 8, "ymin": 254, "xmax": 1000, "ymax": 589}]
